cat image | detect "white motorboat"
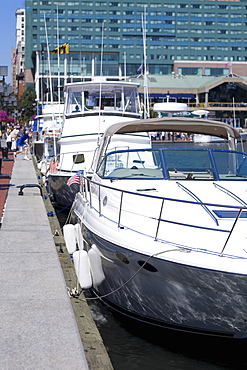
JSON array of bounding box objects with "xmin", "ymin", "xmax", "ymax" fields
[
  {"xmin": 66, "ymin": 115, "xmax": 247, "ymax": 347},
  {"xmin": 33, "ymin": 102, "xmax": 63, "ymax": 173},
  {"xmin": 47, "ymin": 77, "xmax": 151, "ymax": 208}
]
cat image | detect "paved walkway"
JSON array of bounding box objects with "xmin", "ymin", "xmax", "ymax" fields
[
  {"xmin": 0, "ymin": 151, "xmax": 14, "ymax": 223},
  {"xmin": 0, "ymin": 152, "xmax": 89, "ymax": 369}
]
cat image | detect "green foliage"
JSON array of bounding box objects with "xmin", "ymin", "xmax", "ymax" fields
[
  {"xmin": 17, "ymin": 87, "xmax": 36, "ymax": 122},
  {"xmin": 149, "ymin": 108, "xmax": 158, "ymax": 118}
]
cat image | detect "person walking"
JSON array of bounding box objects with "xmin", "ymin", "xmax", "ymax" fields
[
  {"xmin": 10, "ymin": 126, "xmax": 19, "ymax": 154},
  {"xmin": 6, "ymin": 126, "xmax": 13, "ymax": 150}
]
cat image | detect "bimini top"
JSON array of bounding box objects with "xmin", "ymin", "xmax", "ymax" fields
[
  {"xmin": 103, "ymin": 116, "xmax": 241, "ymax": 141},
  {"xmin": 95, "ymin": 117, "xmax": 242, "ymax": 164}
]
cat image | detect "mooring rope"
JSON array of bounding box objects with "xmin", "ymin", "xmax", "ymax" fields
[{"xmin": 70, "ymin": 247, "xmax": 189, "ymax": 300}]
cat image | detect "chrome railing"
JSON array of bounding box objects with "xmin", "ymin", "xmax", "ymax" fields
[
  {"xmin": 78, "ymin": 176, "xmax": 247, "ymax": 257},
  {"xmin": 188, "ymin": 102, "xmax": 247, "ymax": 109}
]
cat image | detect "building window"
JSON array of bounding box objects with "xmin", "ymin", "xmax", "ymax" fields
[{"xmin": 191, "ymin": 4, "xmax": 201, "ymax": 9}]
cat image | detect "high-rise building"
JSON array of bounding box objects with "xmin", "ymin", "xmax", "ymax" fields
[
  {"xmin": 13, "ymin": 8, "xmax": 25, "ymax": 98},
  {"xmin": 24, "ymin": 0, "xmax": 247, "ymax": 101}
]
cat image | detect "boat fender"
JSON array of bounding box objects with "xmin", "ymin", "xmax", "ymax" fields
[
  {"xmin": 63, "ymin": 224, "xmax": 77, "ymax": 254},
  {"xmin": 74, "ymin": 223, "xmax": 84, "ymax": 250},
  {"xmin": 88, "ymin": 244, "xmax": 105, "ymax": 286},
  {"xmin": 73, "ymin": 250, "xmax": 92, "ymax": 289}
]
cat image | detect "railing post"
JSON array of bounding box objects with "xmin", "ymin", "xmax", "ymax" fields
[
  {"xmin": 58, "ymin": 153, "xmax": 63, "ymax": 174},
  {"xmin": 118, "ymin": 191, "xmax": 123, "ymax": 228},
  {"xmin": 220, "ymin": 208, "xmax": 242, "ymax": 256},
  {"xmin": 155, "ymin": 199, "xmax": 164, "ymax": 241},
  {"xmin": 98, "ymin": 185, "xmax": 101, "ymax": 216}
]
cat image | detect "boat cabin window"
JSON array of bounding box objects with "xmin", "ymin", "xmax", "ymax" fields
[
  {"xmin": 97, "ymin": 148, "xmax": 247, "ymax": 181},
  {"xmin": 73, "ymin": 153, "xmax": 85, "ymax": 164},
  {"xmin": 67, "ymin": 90, "xmax": 83, "ymax": 114},
  {"xmin": 65, "ymin": 84, "xmax": 140, "ymax": 115}
]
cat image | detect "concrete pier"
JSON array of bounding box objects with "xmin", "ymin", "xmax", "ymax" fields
[{"xmin": 0, "ymin": 152, "xmax": 113, "ymax": 369}]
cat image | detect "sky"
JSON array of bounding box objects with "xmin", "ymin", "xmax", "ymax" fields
[{"xmin": 0, "ymin": 0, "xmax": 25, "ymax": 84}]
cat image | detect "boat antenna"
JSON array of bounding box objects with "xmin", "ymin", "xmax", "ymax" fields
[
  {"xmin": 124, "ymin": 52, "xmax": 127, "ymax": 80},
  {"xmin": 98, "ymin": 20, "xmax": 105, "ymax": 143},
  {"xmin": 142, "ymin": 6, "xmax": 150, "ymax": 119}
]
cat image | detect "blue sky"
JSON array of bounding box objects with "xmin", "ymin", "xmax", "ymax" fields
[{"xmin": 0, "ymin": 1, "xmax": 25, "ymax": 84}]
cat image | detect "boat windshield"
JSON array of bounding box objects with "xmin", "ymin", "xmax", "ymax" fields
[
  {"xmin": 97, "ymin": 148, "xmax": 247, "ymax": 180},
  {"xmin": 65, "ymin": 84, "xmax": 140, "ymax": 115}
]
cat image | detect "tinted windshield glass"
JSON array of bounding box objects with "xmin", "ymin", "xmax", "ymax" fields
[
  {"xmin": 212, "ymin": 150, "xmax": 247, "ymax": 179},
  {"xmin": 98, "ymin": 148, "xmax": 247, "ymax": 180},
  {"xmin": 99, "ymin": 149, "xmax": 164, "ymax": 179}
]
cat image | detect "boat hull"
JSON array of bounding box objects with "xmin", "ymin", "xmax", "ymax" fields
[
  {"xmin": 78, "ymin": 224, "xmax": 247, "ymax": 342},
  {"xmin": 47, "ymin": 173, "xmax": 79, "ymax": 208}
]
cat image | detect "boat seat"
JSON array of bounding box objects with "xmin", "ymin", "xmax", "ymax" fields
[
  {"xmin": 169, "ymin": 171, "xmax": 187, "ymax": 180},
  {"xmin": 185, "ymin": 172, "xmax": 214, "ymax": 180}
]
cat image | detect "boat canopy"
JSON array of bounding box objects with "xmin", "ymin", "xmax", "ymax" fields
[
  {"xmin": 94, "ymin": 117, "xmax": 242, "ymax": 168},
  {"xmin": 102, "ymin": 117, "xmax": 241, "ymax": 141}
]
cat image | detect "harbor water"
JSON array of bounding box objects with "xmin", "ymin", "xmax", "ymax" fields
[{"xmin": 57, "ymin": 140, "xmax": 247, "ymax": 370}]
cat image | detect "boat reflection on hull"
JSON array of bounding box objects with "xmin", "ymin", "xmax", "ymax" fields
[{"xmin": 48, "ymin": 173, "xmax": 79, "ymax": 208}]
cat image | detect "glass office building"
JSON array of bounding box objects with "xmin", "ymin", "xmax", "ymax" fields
[{"xmin": 25, "ymin": 0, "xmax": 247, "ymax": 100}]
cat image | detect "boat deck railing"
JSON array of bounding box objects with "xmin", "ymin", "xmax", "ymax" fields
[
  {"xmin": 77, "ymin": 176, "xmax": 247, "ymax": 257},
  {"xmin": 188, "ymin": 102, "xmax": 247, "ymax": 109}
]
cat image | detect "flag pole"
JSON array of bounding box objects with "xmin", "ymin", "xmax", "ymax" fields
[{"xmin": 56, "ymin": 5, "xmax": 61, "ymax": 107}]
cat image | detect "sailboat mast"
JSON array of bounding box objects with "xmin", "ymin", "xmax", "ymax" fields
[
  {"xmin": 98, "ymin": 21, "xmax": 105, "ymax": 139},
  {"xmin": 142, "ymin": 6, "xmax": 150, "ymax": 119},
  {"xmin": 44, "ymin": 13, "xmax": 57, "ymax": 157},
  {"xmin": 44, "ymin": 14, "xmax": 53, "ymax": 105}
]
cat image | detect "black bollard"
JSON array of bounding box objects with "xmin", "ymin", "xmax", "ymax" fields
[
  {"xmin": 1, "ymin": 147, "xmax": 13, "ymax": 162},
  {"xmin": 0, "ymin": 158, "xmax": 11, "ymax": 179}
]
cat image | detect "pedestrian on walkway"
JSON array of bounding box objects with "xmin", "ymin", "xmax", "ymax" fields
[
  {"xmin": 6, "ymin": 126, "xmax": 13, "ymax": 150},
  {"xmin": 16, "ymin": 131, "xmax": 33, "ymax": 160},
  {"xmin": 10, "ymin": 126, "xmax": 19, "ymax": 153}
]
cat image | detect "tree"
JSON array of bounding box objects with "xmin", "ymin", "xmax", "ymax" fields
[{"xmin": 17, "ymin": 87, "xmax": 36, "ymax": 123}]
